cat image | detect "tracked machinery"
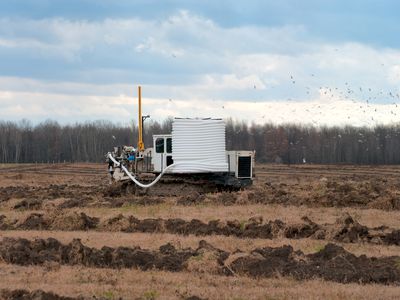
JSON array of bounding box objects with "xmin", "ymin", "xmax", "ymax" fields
[{"xmin": 106, "ymin": 86, "xmax": 255, "ymax": 196}]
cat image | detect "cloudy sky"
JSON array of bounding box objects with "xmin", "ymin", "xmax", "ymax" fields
[{"xmin": 0, "ymin": 0, "xmax": 399, "ymax": 126}]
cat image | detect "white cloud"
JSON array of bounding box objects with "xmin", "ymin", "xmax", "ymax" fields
[
  {"xmin": 202, "ymin": 74, "xmax": 266, "ymax": 90},
  {"xmin": 0, "ymin": 11, "xmax": 399, "ymax": 125},
  {"xmin": 388, "ymin": 65, "xmax": 400, "ymax": 84},
  {"xmin": 0, "ymin": 81, "xmax": 399, "ymax": 127}
]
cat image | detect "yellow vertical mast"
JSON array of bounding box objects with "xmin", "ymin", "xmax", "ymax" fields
[{"xmin": 137, "ymin": 85, "xmax": 144, "ymax": 151}]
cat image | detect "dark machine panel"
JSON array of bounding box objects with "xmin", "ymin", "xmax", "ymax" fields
[{"xmin": 238, "ymin": 156, "xmax": 251, "ymax": 178}]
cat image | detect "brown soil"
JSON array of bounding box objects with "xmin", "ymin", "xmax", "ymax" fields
[
  {"xmin": 0, "ymin": 185, "xmax": 97, "ymax": 207},
  {"xmin": 0, "ymin": 237, "xmax": 195, "ymax": 272},
  {"xmin": 229, "ymin": 242, "xmax": 400, "ymax": 284},
  {"xmin": 2, "ymin": 175, "xmax": 400, "ymax": 211},
  {"xmin": 1, "ymin": 237, "xmax": 399, "ymax": 285},
  {"xmin": 2, "ymin": 212, "xmax": 399, "ymax": 246},
  {"xmin": 3, "ymin": 163, "xmax": 400, "ymax": 298},
  {"xmin": 247, "ymin": 177, "xmax": 400, "ymax": 210},
  {"xmin": 13, "ymin": 198, "xmax": 43, "ymax": 210},
  {"xmin": 0, "ymin": 288, "xmax": 203, "ymax": 300},
  {"xmin": 0, "ymin": 289, "xmax": 84, "ymax": 300}
]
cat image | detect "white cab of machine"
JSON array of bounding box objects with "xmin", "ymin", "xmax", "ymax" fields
[
  {"xmin": 151, "ymin": 118, "xmax": 254, "ymax": 178},
  {"xmin": 152, "ymin": 134, "xmax": 172, "ymax": 173},
  {"xmin": 152, "ymin": 118, "xmax": 228, "ymax": 173}
]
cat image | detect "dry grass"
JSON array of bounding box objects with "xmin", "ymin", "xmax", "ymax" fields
[{"xmin": 0, "ymin": 263, "xmax": 399, "ymax": 300}]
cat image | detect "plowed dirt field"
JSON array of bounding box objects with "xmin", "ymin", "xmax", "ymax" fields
[{"xmin": 1, "ymin": 163, "xmax": 400, "ymax": 299}]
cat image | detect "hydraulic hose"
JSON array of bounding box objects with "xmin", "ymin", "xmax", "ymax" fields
[{"xmin": 107, "ymin": 153, "xmax": 176, "ymax": 189}]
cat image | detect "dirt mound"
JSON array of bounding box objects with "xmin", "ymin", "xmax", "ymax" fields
[
  {"xmin": 1, "ymin": 238, "xmax": 400, "ymax": 284},
  {"xmin": 134, "ymin": 218, "xmax": 165, "ymax": 232},
  {"xmin": 57, "ymin": 199, "xmax": 87, "ymax": 209},
  {"xmin": 102, "ymin": 183, "xmax": 125, "ymax": 197},
  {"xmin": 177, "ymin": 192, "xmax": 205, "ymax": 205},
  {"xmin": 152, "ymin": 217, "xmax": 284, "ymax": 239},
  {"xmin": 228, "ymin": 243, "xmax": 400, "ymax": 284},
  {"xmin": 187, "ymin": 240, "xmax": 229, "ymax": 274},
  {"xmin": 14, "ymin": 211, "xmax": 98, "ymax": 231},
  {"xmin": 185, "ymin": 297, "xmax": 206, "ymax": 300},
  {"xmin": 245, "ymin": 177, "xmax": 400, "ymax": 211},
  {"xmin": 0, "ymin": 186, "xmax": 29, "ymax": 202},
  {"xmin": 324, "ymin": 213, "xmax": 369, "ymax": 243},
  {"xmin": 127, "ymin": 196, "xmax": 165, "ymax": 206},
  {"xmin": 18, "ymin": 213, "xmax": 49, "ymax": 230},
  {"xmin": 50, "ymin": 212, "xmax": 99, "ymax": 231},
  {"xmin": 314, "ymin": 179, "xmax": 382, "ymax": 207},
  {"xmin": 3, "ymin": 175, "xmax": 399, "ymax": 211},
  {"xmin": 284, "ymin": 216, "xmax": 320, "ymax": 239},
  {"xmin": 5, "ymin": 212, "xmax": 400, "ymax": 246},
  {"xmin": 99, "ymin": 195, "xmax": 165, "ymax": 208},
  {"xmin": 13, "ymin": 198, "xmax": 43, "ymax": 210},
  {"xmin": 368, "ymin": 197, "xmax": 400, "ymax": 210},
  {"xmin": 215, "ymin": 192, "xmax": 238, "ymax": 205},
  {"xmin": 0, "ymin": 288, "xmax": 200, "ymax": 300},
  {"xmin": 0, "ymin": 237, "xmax": 195, "ymax": 272},
  {"xmin": 99, "ymin": 214, "xmax": 399, "ymax": 245},
  {"xmin": 0, "ymin": 289, "xmax": 83, "ymax": 300},
  {"xmin": 0, "ymin": 214, "xmax": 11, "ymax": 230},
  {"xmin": 383, "ymin": 230, "xmax": 400, "ymax": 246},
  {"xmin": 99, "ymin": 214, "xmax": 134, "ymax": 232}
]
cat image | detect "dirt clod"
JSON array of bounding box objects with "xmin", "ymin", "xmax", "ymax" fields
[
  {"xmin": 0, "ymin": 289, "xmax": 79, "ymax": 300},
  {"xmin": 0, "ymin": 237, "xmax": 195, "ymax": 272},
  {"xmin": 1, "ymin": 236, "xmax": 400, "ymax": 285},
  {"xmin": 228, "ymin": 243, "xmax": 400, "ymax": 284},
  {"xmin": 13, "ymin": 198, "xmax": 43, "ymax": 210},
  {"xmin": 4, "ymin": 212, "xmax": 400, "ymax": 246},
  {"xmin": 50, "ymin": 212, "xmax": 99, "ymax": 231},
  {"xmin": 18, "ymin": 213, "xmax": 49, "ymax": 230}
]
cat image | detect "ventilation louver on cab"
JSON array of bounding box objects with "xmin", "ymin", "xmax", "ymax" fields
[{"xmin": 238, "ymin": 156, "xmax": 252, "ymax": 178}]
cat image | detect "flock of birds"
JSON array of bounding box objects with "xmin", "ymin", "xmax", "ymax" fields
[
  {"xmin": 246, "ymin": 71, "xmax": 399, "ymax": 126},
  {"xmin": 167, "ymin": 79, "xmax": 400, "ymax": 127},
  {"xmin": 165, "ymin": 52, "xmax": 399, "ymax": 128}
]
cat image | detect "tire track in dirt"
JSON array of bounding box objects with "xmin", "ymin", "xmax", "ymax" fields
[
  {"xmin": 2, "ymin": 212, "xmax": 400, "ymax": 246},
  {"xmin": 1, "ymin": 237, "xmax": 400, "ymax": 284}
]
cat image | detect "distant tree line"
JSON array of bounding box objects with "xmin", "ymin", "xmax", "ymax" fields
[{"xmin": 1, "ymin": 118, "xmax": 400, "ymax": 164}]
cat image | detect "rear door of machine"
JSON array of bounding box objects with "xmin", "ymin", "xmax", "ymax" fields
[
  {"xmin": 154, "ymin": 137, "xmax": 165, "ymax": 172},
  {"xmin": 153, "ymin": 136, "xmax": 173, "ymax": 172}
]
